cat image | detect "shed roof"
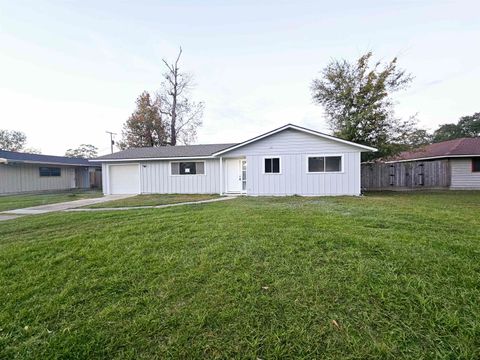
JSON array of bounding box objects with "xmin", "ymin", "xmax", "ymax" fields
[
  {"xmin": 387, "ymin": 137, "xmax": 480, "ymax": 162},
  {"xmin": 93, "ymin": 143, "xmax": 237, "ymax": 161},
  {"xmin": 0, "ymin": 150, "xmax": 98, "ymax": 167}
]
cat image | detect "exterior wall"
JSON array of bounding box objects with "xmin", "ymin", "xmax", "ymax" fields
[
  {"xmin": 100, "ymin": 129, "xmax": 365, "ymax": 196},
  {"xmin": 140, "ymin": 159, "xmax": 221, "ymax": 194},
  {"xmin": 224, "ymin": 129, "xmax": 362, "ymax": 196},
  {"xmin": 450, "ymin": 158, "xmax": 480, "ymax": 189},
  {"xmin": 101, "ymin": 163, "xmax": 109, "ymax": 193},
  {"xmin": 0, "ymin": 163, "xmax": 76, "ymax": 194}
]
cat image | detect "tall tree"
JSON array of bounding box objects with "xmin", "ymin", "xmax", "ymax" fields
[
  {"xmin": 432, "ymin": 112, "xmax": 480, "ymax": 142},
  {"xmin": 157, "ymin": 47, "xmax": 204, "ymax": 145},
  {"xmin": 0, "ymin": 130, "xmax": 27, "ymax": 151},
  {"xmin": 311, "ymin": 52, "xmax": 423, "ymax": 159},
  {"xmin": 65, "ymin": 144, "xmax": 98, "ymax": 159},
  {"xmin": 457, "ymin": 112, "xmax": 480, "ymax": 137},
  {"xmin": 119, "ymin": 91, "xmax": 168, "ymax": 149},
  {"xmin": 432, "ymin": 123, "xmax": 463, "ymax": 143}
]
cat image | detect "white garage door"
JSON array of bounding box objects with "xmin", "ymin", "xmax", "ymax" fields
[{"xmin": 109, "ymin": 164, "xmax": 140, "ymax": 194}]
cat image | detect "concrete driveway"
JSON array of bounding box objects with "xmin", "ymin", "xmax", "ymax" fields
[{"xmin": 2, "ymin": 194, "xmax": 134, "ymax": 216}]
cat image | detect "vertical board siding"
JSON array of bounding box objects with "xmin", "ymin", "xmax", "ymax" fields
[
  {"xmin": 140, "ymin": 159, "xmax": 220, "ymax": 194},
  {"xmin": 0, "ymin": 164, "xmax": 76, "ymax": 194},
  {"xmin": 450, "ymin": 158, "xmax": 480, "ymax": 189},
  {"xmin": 224, "ymin": 129, "xmax": 362, "ymax": 196},
  {"xmin": 243, "ymin": 152, "xmax": 360, "ymax": 196}
]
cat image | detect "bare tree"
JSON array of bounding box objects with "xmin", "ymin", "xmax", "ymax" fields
[{"xmin": 158, "ymin": 47, "xmax": 204, "ymax": 145}]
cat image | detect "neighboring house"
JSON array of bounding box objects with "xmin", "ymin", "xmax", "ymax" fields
[
  {"xmin": 92, "ymin": 124, "xmax": 376, "ymax": 196},
  {"xmin": 0, "ymin": 150, "xmax": 102, "ymax": 194},
  {"xmin": 382, "ymin": 137, "xmax": 480, "ymax": 190}
]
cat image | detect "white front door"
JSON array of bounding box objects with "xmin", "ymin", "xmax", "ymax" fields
[{"xmin": 225, "ymin": 159, "xmax": 245, "ymax": 193}]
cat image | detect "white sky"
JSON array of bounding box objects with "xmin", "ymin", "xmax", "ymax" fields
[{"xmin": 0, "ymin": 0, "xmax": 479, "ymax": 155}]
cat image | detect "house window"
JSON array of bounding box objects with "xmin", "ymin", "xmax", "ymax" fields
[
  {"xmin": 39, "ymin": 167, "xmax": 61, "ymax": 177},
  {"xmin": 264, "ymin": 157, "xmax": 280, "ymax": 174},
  {"xmin": 171, "ymin": 161, "xmax": 205, "ymax": 175},
  {"xmin": 473, "ymin": 158, "xmax": 480, "ymax": 172},
  {"xmin": 307, "ymin": 155, "xmax": 342, "ymax": 173}
]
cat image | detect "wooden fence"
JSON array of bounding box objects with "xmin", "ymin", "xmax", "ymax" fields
[
  {"xmin": 89, "ymin": 169, "xmax": 102, "ymax": 189},
  {"xmin": 361, "ymin": 159, "xmax": 451, "ymax": 191}
]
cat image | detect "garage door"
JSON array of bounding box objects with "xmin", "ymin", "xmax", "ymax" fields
[{"xmin": 109, "ymin": 164, "xmax": 140, "ymax": 194}]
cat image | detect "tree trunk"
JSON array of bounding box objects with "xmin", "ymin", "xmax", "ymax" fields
[{"xmin": 169, "ymin": 55, "xmax": 179, "ymax": 146}]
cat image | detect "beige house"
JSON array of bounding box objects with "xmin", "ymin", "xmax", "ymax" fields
[{"xmin": 0, "ymin": 150, "xmax": 101, "ymax": 194}]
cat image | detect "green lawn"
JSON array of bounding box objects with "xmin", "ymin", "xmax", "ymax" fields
[
  {"xmin": 0, "ymin": 192, "xmax": 479, "ymax": 359},
  {"xmin": 0, "ymin": 191, "xmax": 103, "ymax": 212},
  {"xmin": 86, "ymin": 193, "xmax": 222, "ymax": 208}
]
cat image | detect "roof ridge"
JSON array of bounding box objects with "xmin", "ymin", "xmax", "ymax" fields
[
  {"xmin": 0, "ymin": 149, "xmax": 87, "ymax": 160},
  {"xmin": 446, "ymin": 137, "xmax": 467, "ymax": 155}
]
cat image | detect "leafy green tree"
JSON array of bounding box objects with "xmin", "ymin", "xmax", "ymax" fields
[
  {"xmin": 457, "ymin": 112, "xmax": 480, "ymax": 137},
  {"xmin": 65, "ymin": 144, "xmax": 98, "ymax": 158},
  {"xmin": 119, "ymin": 91, "xmax": 168, "ymax": 149},
  {"xmin": 0, "ymin": 129, "xmax": 27, "ymax": 151},
  {"xmin": 432, "ymin": 123, "xmax": 462, "ymax": 142},
  {"xmin": 404, "ymin": 129, "xmax": 433, "ymax": 148},
  {"xmin": 432, "ymin": 112, "xmax": 480, "ymax": 142},
  {"xmin": 311, "ymin": 52, "xmax": 425, "ymax": 159}
]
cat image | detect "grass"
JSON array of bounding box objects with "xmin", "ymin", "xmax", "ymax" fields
[
  {"xmin": 0, "ymin": 191, "xmax": 479, "ymax": 359},
  {"xmin": 0, "ymin": 190, "xmax": 103, "ymax": 212},
  {"xmin": 86, "ymin": 193, "xmax": 222, "ymax": 208}
]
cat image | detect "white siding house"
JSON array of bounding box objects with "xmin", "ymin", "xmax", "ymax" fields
[
  {"xmin": 93, "ymin": 124, "xmax": 376, "ymax": 196},
  {"xmin": 450, "ymin": 158, "xmax": 480, "ymax": 189},
  {"xmin": 218, "ymin": 129, "xmax": 362, "ymax": 196},
  {"xmin": 0, "ymin": 150, "xmax": 101, "ymax": 194}
]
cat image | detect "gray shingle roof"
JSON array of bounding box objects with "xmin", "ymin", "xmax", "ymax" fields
[
  {"xmin": 94, "ymin": 143, "xmax": 237, "ymax": 161},
  {"xmin": 0, "ymin": 150, "xmax": 98, "ymax": 166}
]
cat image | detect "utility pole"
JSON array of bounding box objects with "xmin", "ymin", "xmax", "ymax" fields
[{"xmin": 106, "ymin": 131, "xmax": 117, "ymax": 154}]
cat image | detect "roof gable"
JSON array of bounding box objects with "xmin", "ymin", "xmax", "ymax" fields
[{"xmin": 212, "ymin": 124, "xmax": 377, "ymax": 156}]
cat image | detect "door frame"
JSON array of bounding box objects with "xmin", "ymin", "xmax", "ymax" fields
[{"xmin": 223, "ymin": 158, "xmax": 246, "ymax": 194}]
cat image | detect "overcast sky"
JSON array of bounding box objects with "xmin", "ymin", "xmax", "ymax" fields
[{"xmin": 1, "ymin": 0, "xmax": 479, "ymax": 155}]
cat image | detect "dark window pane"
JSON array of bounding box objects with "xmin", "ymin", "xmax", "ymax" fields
[
  {"xmin": 51, "ymin": 168, "xmax": 61, "ymax": 176},
  {"xmin": 325, "ymin": 156, "xmax": 342, "ymax": 172},
  {"xmin": 196, "ymin": 162, "xmax": 205, "ymax": 174},
  {"xmin": 308, "ymin": 157, "xmax": 324, "ymax": 172},
  {"xmin": 180, "ymin": 162, "xmax": 196, "ymax": 175},
  {"xmin": 265, "ymin": 158, "xmax": 272, "ymax": 173},
  {"xmin": 473, "ymin": 158, "xmax": 480, "ymax": 172},
  {"xmin": 171, "ymin": 162, "xmax": 180, "ymax": 175},
  {"xmin": 272, "ymin": 158, "xmax": 280, "ymax": 173},
  {"xmin": 39, "ymin": 167, "xmax": 61, "ymax": 177},
  {"xmin": 39, "ymin": 167, "xmax": 49, "ymax": 176}
]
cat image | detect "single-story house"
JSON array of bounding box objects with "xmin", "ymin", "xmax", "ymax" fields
[
  {"xmin": 92, "ymin": 124, "xmax": 376, "ymax": 196},
  {"xmin": 0, "ymin": 150, "xmax": 102, "ymax": 194},
  {"xmin": 385, "ymin": 137, "xmax": 480, "ymax": 190}
]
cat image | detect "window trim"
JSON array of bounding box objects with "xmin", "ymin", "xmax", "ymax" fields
[
  {"xmin": 263, "ymin": 156, "xmax": 282, "ymax": 175},
  {"xmin": 306, "ymin": 154, "xmax": 344, "ymax": 174},
  {"xmin": 169, "ymin": 161, "xmax": 206, "ymax": 176},
  {"xmin": 39, "ymin": 166, "xmax": 62, "ymax": 177},
  {"xmin": 472, "ymin": 158, "xmax": 480, "ymax": 173}
]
